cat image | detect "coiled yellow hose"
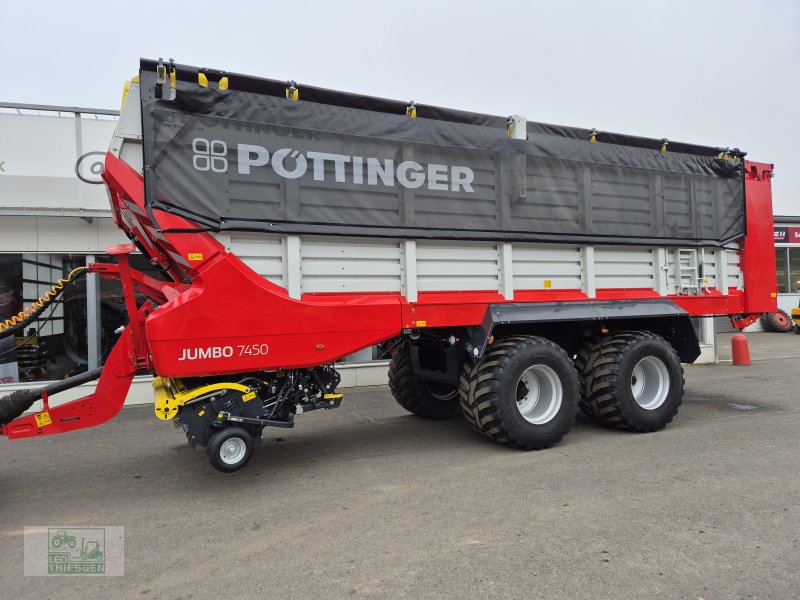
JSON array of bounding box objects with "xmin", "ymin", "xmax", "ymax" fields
[{"xmin": 0, "ymin": 266, "xmax": 87, "ymax": 333}]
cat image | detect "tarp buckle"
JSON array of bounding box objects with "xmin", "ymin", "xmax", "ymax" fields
[
  {"xmin": 155, "ymin": 57, "xmax": 176, "ymax": 101},
  {"xmin": 198, "ymin": 69, "xmax": 229, "ymax": 91},
  {"xmin": 713, "ymin": 147, "xmax": 744, "ymax": 176},
  {"xmin": 406, "ymin": 100, "xmax": 417, "ymax": 118},
  {"xmin": 286, "ymin": 80, "xmax": 299, "ymax": 101},
  {"xmin": 589, "ymin": 128, "xmax": 598, "ymax": 144},
  {"xmin": 661, "ymin": 138, "xmax": 669, "ymax": 153}
]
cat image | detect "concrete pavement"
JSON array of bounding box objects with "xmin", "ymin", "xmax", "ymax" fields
[{"xmin": 1, "ymin": 331, "xmax": 799, "ymax": 599}]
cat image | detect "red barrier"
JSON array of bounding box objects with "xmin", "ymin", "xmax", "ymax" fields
[{"xmin": 731, "ymin": 334, "xmax": 751, "ymax": 366}]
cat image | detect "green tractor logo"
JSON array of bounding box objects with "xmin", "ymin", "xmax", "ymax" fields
[{"xmin": 50, "ymin": 530, "xmax": 77, "ymax": 549}]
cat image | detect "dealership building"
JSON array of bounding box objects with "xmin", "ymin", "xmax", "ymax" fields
[
  {"xmin": 772, "ymin": 218, "xmax": 800, "ymax": 310},
  {"xmin": 0, "ymin": 103, "xmax": 793, "ymax": 408}
]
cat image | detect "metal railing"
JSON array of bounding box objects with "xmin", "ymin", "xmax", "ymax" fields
[{"xmin": 0, "ymin": 102, "xmax": 118, "ymax": 117}]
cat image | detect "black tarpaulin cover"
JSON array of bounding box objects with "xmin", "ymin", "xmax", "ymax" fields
[{"xmin": 139, "ymin": 59, "xmax": 745, "ymax": 247}]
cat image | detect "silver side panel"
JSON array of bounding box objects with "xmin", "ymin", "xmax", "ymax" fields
[
  {"xmin": 220, "ymin": 233, "xmax": 743, "ymax": 301},
  {"xmin": 109, "ymin": 81, "xmax": 143, "ymax": 172}
]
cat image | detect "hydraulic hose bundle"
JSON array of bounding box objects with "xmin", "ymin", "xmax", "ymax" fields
[
  {"xmin": 0, "ymin": 266, "xmax": 88, "ymax": 425},
  {"xmin": 0, "ymin": 266, "xmax": 87, "ymax": 340}
]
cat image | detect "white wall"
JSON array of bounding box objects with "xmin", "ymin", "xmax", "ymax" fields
[{"xmin": 0, "ymin": 111, "xmax": 116, "ymax": 211}]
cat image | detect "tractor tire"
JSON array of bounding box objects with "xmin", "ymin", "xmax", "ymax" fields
[
  {"xmin": 760, "ymin": 310, "xmax": 793, "ymax": 333},
  {"xmin": 458, "ymin": 357, "xmax": 478, "ymax": 429},
  {"xmin": 573, "ymin": 336, "xmax": 600, "ymax": 420},
  {"xmin": 207, "ymin": 426, "xmax": 254, "ymax": 473},
  {"xmin": 578, "ymin": 331, "xmax": 683, "ymax": 432},
  {"xmin": 388, "ymin": 343, "xmax": 460, "ymax": 419},
  {"xmin": 0, "ymin": 389, "xmax": 39, "ymax": 425},
  {"xmin": 459, "ymin": 336, "xmax": 580, "ymax": 449}
]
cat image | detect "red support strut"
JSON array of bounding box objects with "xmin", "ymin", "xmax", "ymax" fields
[{"xmin": 1, "ymin": 325, "xmax": 140, "ymax": 439}]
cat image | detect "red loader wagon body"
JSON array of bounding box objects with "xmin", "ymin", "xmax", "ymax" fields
[{"xmin": 0, "ymin": 59, "xmax": 777, "ymax": 472}]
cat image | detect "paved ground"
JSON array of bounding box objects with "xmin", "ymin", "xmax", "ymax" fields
[{"xmin": 1, "ymin": 331, "xmax": 799, "ymax": 599}]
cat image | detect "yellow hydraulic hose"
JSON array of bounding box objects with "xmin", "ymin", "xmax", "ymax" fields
[{"xmin": 0, "ymin": 266, "xmax": 87, "ymax": 334}]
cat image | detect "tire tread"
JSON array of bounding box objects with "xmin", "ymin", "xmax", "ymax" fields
[
  {"xmin": 389, "ymin": 343, "xmax": 460, "ymax": 419},
  {"xmin": 760, "ymin": 310, "xmax": 793, "ymax": 333},
  {"xmin": 459, "ymin": 336, "xmax": 579, "ymax": 449},
  {"xmin": 578, "ymin": 331, "xmax": 684, "ymax": 432}
]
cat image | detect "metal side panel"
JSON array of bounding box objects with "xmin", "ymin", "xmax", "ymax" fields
[
  {"xmin": 226, "ymin": 233, "xmax": 284, "ymax": 287},
  {"xmin": 593, "ymin": 246, "xmax": 655, "ymax": 289},
  {"xmin": 416, "ymin": 241, "xmax": 499, "ymax": 292},
  {"xmin": 726, "ymin": 248, "xmax": 743, "ymax": 290},
  {"xmin": 223, "ymin": 230, "xmax": 743, "ymax": 300},
  {"xmin": 703, "ymin": 251, "xmax": 717, "ymax": 289},
  {"xmin": 677, "ymin": 249, "xmax": 696, "ymax": 292},
  {"xmin": 109, "ymin": 80, "xmax": 143, "ymax": 173},
  {"xmin": 512, "ymin": 243, "xmax": 581, "ymax": 290},
  {"xmin": 300, "ymin": 236, "xmax": 402, "ymax": 293}
]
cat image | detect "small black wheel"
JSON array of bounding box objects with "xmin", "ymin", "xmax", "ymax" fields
[
  {"xmin": 578, "ymin": 331, "xmax": 684, "ymax": 432},
  {"xmin": 206, "ymin": 426, "xmax": 254, "ymax": 473},
  {"xmin": 459, "ymin": 336, "xmax": 580, "ymax": 449},
  {"xmin": 388, "ymin": 342, "xmax": 460, "ymax": 419},
  {"xmin": 760, "ymin": 310, "xmax": 793, "ymax": 333}
]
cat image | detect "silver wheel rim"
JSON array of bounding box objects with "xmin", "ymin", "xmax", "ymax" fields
[
  {"xmin": 424, "ymin": 380, "xmax": 458, "ymax": 401},
  {"xmin": 515, "ymin": 364, "xmax": 563, "ymax": 425},
  {"xmin": 220, "ymin": 437, "xmax": 247, "ymax": 465},
  {"xmin": 631, "ymin": 356, "xmax": 670, "ymax": 410}
]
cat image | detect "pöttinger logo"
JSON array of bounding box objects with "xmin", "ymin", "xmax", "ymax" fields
[
  {"xmin": 192, "ymin": 138, "xmax": 228, "ymax": 173},
  {"xmin": 188, "ymin": 137, "xmax": 476, "ymax": 192}
]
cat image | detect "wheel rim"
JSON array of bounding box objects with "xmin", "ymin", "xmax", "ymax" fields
[
  {"xmin": 220, "ymin": 437, "xmax": 247, "ymax": 465},
  {"xmin": 423, "ymin": 380, "xmax": 458, "ymax": 401},
  {"xmin": 775, "ymin": 312, "xmax": 791, "ymax": 328},
  {"xmin": 515, "ymin": 364, "xmax": 563, "ymax": 425},
  {"xmin": 631, "ymin": 356, "xmax": 670, "ymax": 410}
]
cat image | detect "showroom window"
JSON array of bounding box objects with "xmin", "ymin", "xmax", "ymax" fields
[
  {"xmin": 0, "ymin": 254, "xmax": 87, "ymax": 384},
  {"xmin": 788, "ymin": 248, "xmax": 800, "ymax": 293},
  {"xmin": 775, "ymin": 248, "xmax": 788, "ymax": 293},
  {"xmin": 773, "ymin": 247, "xmax": 800, "ymax": 294},
  {"xmin": 0, "ymin": 253, "xmax": 162, "ymax": 386}
]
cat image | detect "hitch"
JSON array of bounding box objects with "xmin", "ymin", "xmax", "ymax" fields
[
  {"xmin": 729, "ymin": 313, "xmax": 760, "ymax": 330},
  {"xmin": 0, "ymin": 244, "xmax": 175, "ymax": 438},
  {"xmin": 0, "ymin": 367, "xmax": 104, "ymax": 426},
  {"xmin": 0, "ymin": 327, "xmax": 140, "ymax": 439}
]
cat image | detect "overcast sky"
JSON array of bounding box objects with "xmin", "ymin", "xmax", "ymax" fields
[{"xmin": 1, "ymin": 0, "xmax": 797, "ymax": 214}]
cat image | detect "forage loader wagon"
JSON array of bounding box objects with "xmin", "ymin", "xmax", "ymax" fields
[{"xmin": 0, "ymin": 58, "xmax": 777, "ymax": 471}]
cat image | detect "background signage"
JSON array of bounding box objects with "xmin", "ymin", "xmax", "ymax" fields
[{"xmin": 774, "ymin": 227, "xmax": 800, "ymax": 244}]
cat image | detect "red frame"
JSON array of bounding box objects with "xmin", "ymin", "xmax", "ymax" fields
[{"xmin": 0, "ymin": 155, "xmax": 777, "ymax": 439}]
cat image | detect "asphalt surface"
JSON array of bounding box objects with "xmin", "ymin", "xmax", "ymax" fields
[{"xmin": 1, "ymin": 331, "xmax": 799, "ymax": 599}]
